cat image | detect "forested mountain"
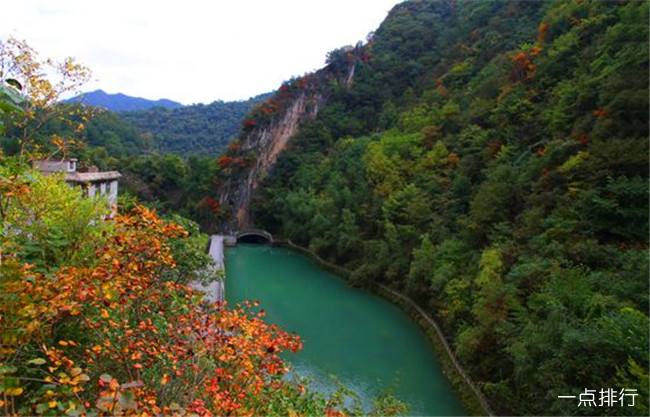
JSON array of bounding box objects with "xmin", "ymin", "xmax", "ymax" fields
[
  {"xmin": 60, "ymin": 91, "xmax": 269, "ymax": 156},
  {"xmin": 67, "ymin": 89, "xmax": 183, "ymax": 111},
  {"xmin": 121, "ymin": 93, "xmax": 270, "ymax": 155},
  {"xmin": 212, "ymin": 0, "xmax": 648, "ymax": 415},
  {"xmin": 32, "ymin": 93, "xmax": 270, "ymax": 162}
]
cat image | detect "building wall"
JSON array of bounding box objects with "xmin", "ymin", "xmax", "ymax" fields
[
  {"xmin": 81, "ymin": 180, "xmax": 119, "ymax": 216},
  {"xmin": 108, "ymin": 180, "xmax": 118, "ymax": 209}
]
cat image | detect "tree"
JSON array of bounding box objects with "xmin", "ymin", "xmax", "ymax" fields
[{"xmin": 0, "ymin": 37, "xmax": 92, "ymax": 162}]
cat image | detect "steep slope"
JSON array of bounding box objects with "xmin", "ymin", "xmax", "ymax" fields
[
  {"xmin": 67, "ymin": 89, "xmax": 182, "ymax": 111},
  {"xmin": 217, "ymin": 0, "xmax": 649, "ymax": 415},
  {"xmin": 216, "ymin": 56, "xmax": 359, "ymax": 231}
]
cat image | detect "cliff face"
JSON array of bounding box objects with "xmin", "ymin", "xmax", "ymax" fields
[
  {"xmin": 216, "ymin": 46, "xmax": 363, "ymax": 232},
  {"xmin": 217, "ymin": 60, "xmax": 360, "ymax": 231},
  {"xmin": 218, "ymin": 89, "xmax": 327, "ymax": 231}
]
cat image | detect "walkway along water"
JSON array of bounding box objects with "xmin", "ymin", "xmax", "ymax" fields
[
  {"xmin": 377, "ymin": 285, "xmax": 494, "ymax": 416},
  {"xmin": 189, "ymin": 235, "xmax": 226, "ymax": 303}
]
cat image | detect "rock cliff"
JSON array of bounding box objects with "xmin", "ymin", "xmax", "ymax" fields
[{"xmin": 217, "ymin": 49, "xmax": 360, "ymax": 232}]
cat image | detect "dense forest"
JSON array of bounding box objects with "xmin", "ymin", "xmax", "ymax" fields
[
  {"xmin": 55, "ymin": 93, "xmax": 267, "ymax": 157},
  {"xmin": 240, "ymin": 0, "xmax": 648, "ymax": 415},
  {"xmin": 121, "ymin": 94, "xmax": 270, "ymax": 155}
]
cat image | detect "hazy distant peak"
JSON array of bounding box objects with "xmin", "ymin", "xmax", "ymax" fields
[{"xmin": 66, "ymin": 89, "xmax": 183, "ymax": 112}]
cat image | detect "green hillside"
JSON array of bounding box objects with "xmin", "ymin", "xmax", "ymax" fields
[
  {"xmin": 121, "ymin": 94, "xmax": 269, "ymax": 155},
  {"xmin": 247, "ymin": 1, "xmax": 649, "ymax": 415}
]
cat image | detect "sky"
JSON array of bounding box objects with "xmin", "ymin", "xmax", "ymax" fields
[{"xmin": 1, "ymin": 0, "xmax": 402, "ymax": 105}]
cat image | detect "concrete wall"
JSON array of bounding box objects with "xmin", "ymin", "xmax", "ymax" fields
[
  {"xmin": 108, "ymin": 180, "xmax": 118, "ymax": 208},
  {"xmin": 85, "ymin": 180, "xmax": 118, "ymax": 210}
]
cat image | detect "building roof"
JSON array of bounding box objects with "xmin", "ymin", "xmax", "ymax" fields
[
  {"xmin": 34, "ymin": 158, "xmax": 77, "ymax": 173},
  {"xmin": 65, "ymin": 171, "xmax": 122, "ymax": 183}
]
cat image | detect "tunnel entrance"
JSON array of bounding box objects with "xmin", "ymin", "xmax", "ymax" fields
[
  {"xmin": 237, "ymin": 234, "xmax": 270, "ymax": 244},
  {"xmin": 235, "ymin": 229, "xmax": 273, "ymax": 244}
]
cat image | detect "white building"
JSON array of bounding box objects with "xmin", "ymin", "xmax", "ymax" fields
[{"xmin": 34, "ymin": 158, "xmax": 122, "ymax": 210}]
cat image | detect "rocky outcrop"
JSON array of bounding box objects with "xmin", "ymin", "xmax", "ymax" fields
[
  {"xmin": 217, "ymin": 46, "xmax": 363, "ymax": 232},
  {"xmin": 217, "ymin": 80, "xmax": 328, "ymax": 231}
]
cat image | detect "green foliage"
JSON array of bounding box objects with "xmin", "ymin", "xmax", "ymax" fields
[
  {"xmin": 251, "ymin": 1, "xmax": 649, "ymax": 415},
  {"xmin": 164, "ymin": 213, "xmax": 213, "ymax": 284},
  {"xmin": 1, "ymin": 169, "xmax": 112, "ymax": 270},
  {"xmin": 121, "ymin": 94, "xmax": 269, "ymax": 155},
  {"xmin": 110, "ymin": 153, "xmax": 222, "ymax": 231},
  {"xmin": 0, "ymin": 80, "xmax": 24, "ymax": 131}
]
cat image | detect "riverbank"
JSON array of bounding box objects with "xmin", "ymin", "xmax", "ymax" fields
[{"xmin": 273, "ymin": 239, "xmax": 491, "ymax": 416}]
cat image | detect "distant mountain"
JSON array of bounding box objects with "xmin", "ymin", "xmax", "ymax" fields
[{"xmin": 67, "ymin": 89, "xmax": 183, "ymax": 112}]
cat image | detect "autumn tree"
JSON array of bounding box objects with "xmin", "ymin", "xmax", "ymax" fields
[{"xmin": 0, "ymin": 37, "xmax": 92, "ymax": 162}]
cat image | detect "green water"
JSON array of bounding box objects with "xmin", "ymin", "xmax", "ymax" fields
[{"xmin": 225, "ymin": 244, "xmax": 465, "ymax": 416}]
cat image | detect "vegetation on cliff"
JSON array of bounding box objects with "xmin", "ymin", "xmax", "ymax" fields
[{"xmin": 249, "ymin": 0, "xmax": 649, "ymax": 415}]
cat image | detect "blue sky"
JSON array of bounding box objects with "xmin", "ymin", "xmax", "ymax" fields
[{"xmin": 2, "ymin": 0, "xmax": 401, "ymax": 104}]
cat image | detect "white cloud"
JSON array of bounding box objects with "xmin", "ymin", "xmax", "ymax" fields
[{"xmin": 1, "ymin": 0, "xmax": 400, "ymax": 104}]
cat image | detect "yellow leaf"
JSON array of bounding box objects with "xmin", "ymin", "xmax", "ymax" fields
[
  {"xmin": 49, "ymin": 400, "xmax": 57, "ymax": 408},
  {"xmin": 58, "ymin": 340, "xmax": 69, "ymax": 346},
  {"xmin": 9, "ymin": 388, "xmax": 23, "ymax": 396}
]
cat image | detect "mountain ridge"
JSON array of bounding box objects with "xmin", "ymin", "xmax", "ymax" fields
[
  {"xmin": 66, "ymin": 89, "xmax": 183, "ymax": 111},
  {"xmin": 120, "ymin": 92, "xmax": 271, "ymax": 155}
]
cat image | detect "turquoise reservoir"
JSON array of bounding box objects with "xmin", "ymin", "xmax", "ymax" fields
[{"xmin": 225, "ymin": 244, "xmax": 465, "ymax": 415}]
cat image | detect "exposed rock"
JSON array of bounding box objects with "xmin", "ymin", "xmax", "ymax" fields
[
  {"xmin": 218, "ymin": 87, "xmax": 328, "ymax": 231},
  {"xmin": 217, "ymin": 54, "xmax": 361, "ymax": 232}
]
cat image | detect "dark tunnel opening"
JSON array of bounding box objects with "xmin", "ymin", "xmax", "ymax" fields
[{"xmin": 236, "ymin": 234, "xmax": 271, "ymax": 244}]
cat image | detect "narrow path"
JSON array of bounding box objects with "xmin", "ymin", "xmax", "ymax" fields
[
  {"xmin": 189, "ymin": 235, "xmax": 226, "ymax": 303},
  {"xmin": 208, "ymin": 235, "xmax": 225, "ymax": 269},
  {"xmin": 378, "ymin": 284, "xmax": 494, "ymax": 416}
]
